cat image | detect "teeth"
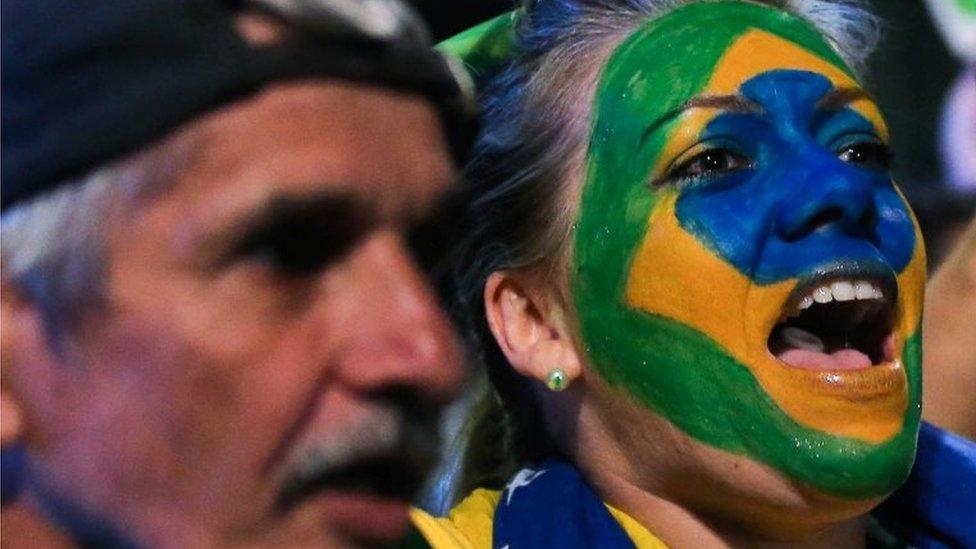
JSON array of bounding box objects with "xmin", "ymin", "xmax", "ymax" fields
[
  {"xmin": 781, "ymin": 327, "xmax": 826, "ymax": 352},
  {"xmin": 830, "ymin": 281, "xmax": 856, "ymax": 301},
  {"xmin": 854, "ymin": 281, "xmax": 875, "ymax": 300},
  {"xmin": 792, "ymin": 279, "xmax": 884, "ymax": 312},
  {"xmin": 813, "ymin": 286, "xmax": 832, "ymax": 303}
]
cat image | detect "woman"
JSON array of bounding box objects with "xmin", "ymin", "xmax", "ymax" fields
[{"xmin": 411, "ymin": 0, "xmax": 962, "ymax": 546}]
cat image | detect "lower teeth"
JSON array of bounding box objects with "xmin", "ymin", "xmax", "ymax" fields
[{"xmin": 780, "ymin": 326, "xmax": 826, "ymax": 352}]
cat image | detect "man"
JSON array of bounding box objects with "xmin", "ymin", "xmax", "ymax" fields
[{"xmin": 1, "ymin": 0, "xmax": 474, "ymax": 546}]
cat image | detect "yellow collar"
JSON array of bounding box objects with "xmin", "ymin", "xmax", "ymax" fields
[{"xmin": 411, "ymin": 488, "xmax": 669, "ymax": 548}]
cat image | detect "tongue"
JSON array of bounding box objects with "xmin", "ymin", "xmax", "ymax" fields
[
  {"xmin": 777, "ymin": 348, "xmax": 873, "ymax": 370},
  {"xmin": 774, "ymin": 327, "xmax": 873, "ymax": 370}
]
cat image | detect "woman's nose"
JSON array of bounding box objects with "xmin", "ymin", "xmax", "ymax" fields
[{"xmin": 775, "ymin": 163, "xmax": 878, "ymax": 242}]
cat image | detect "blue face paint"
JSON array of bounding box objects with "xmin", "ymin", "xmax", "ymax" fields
[{"xmin": 674, "ymin": 70, "xmax": 916, "ymax": 284}]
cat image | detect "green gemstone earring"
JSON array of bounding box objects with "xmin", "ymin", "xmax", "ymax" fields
[{"xmin": 545, "ymin": 368, "xmax": 569, "ymax": 392}]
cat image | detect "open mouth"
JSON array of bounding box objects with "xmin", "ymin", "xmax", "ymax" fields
[{"xmin": 768, "ymin": 276, "xmax": 897, "ymax": 371}]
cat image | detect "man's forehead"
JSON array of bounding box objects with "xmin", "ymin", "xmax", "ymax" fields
[{"xmin": 147, "ymin": 81, "xmax": 452, "ymax": 246}]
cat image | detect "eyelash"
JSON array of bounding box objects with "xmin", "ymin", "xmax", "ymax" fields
[
  {"xmin": 653, "ymin": 135, "xmax": 892, "ymax": 189},
  {"xmin": 655, "ymin": 146, "xmax": 752, "ymax": 187},
  {"xmin": 226, "ymin": 200, "xmax": 371, "ymax": 279},
  {"xmin": 835, "ymin": 139, "xmax": 892, "ymax": 171},
  {"xmin": 242, "ymin": 237, "xmax": 353, "ymax": 277}
]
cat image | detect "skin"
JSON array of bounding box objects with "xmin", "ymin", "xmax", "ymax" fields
[
  {"xmin": 486, "ymin": 1, "xmax": 924, "ymax": 544},
  {"xmin": 923, "ymin": 215, "xmax": 976, "ymax": 439},
  {"xmin": 1, "ymin": 81, "xmax": 463, "ymax": 548}
]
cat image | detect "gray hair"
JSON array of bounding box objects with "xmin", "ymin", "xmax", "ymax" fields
[
  {"xmin": 2, "ymin": 169, "xmax": 120, "ymax": 342},
  {"xmin": 449, "ymin": 0, "xmax": 881, "ymax": 499},
  {"xmin": 0, "ymin": 133, "xmax": 195, "ymax": 344}
]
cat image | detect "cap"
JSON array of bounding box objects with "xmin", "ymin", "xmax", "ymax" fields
[{"xmin": 1, "ymin": 0, "xmax": 477, "ymax": 210}]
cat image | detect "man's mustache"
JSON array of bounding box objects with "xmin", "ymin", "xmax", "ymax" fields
[{"xmin": 275, "ymin": 391, "xmax": 441, "ymax": 511}]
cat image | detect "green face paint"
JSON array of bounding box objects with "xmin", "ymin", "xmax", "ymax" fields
[
  {"xmin": 437, "ymin": 12, "xmax": 519, "ymax": 88},
  {"xmin": 573, "ymin": 1, "xmax": 925, "ymax": 499}
]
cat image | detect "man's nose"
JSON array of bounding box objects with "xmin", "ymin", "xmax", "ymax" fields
[
  {"xmin": 331, "ymin": 230, "xmax": 463, "ymax": 403},
  {"xmin": 774, "ymin": 160, "xmax": 878, "ymax": 242}
]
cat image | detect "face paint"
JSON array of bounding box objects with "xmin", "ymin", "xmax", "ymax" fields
[
  {"xmin": 437, "ymin": 11, "xmax": 519, "ymax": 88},
  {"xmin": 574, "ymin": 1, "xmax": 925, "ymax": 499}
]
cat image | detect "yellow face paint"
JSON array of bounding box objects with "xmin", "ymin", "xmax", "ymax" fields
[
  {"xmin": 626, "ymin": 192, "xmax": 924, "ymax": 443},
  {"xmin": 576, "ymin": 1, "xmax": 924, "ymax": 499},
  {"xmin": 624, "ymin": 30, "xmax": 921, "ymax": 444}
]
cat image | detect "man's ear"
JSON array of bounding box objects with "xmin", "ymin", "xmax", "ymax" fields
[
  {"xmin": 0, "ymin": 282, "xmax": 23, "ymax": 448},
  {"xmin": 484, "ymin": 271, "xmax": 581, "ymax": 389},
  {"xmin": 1, "ymin": 282, "xmax": 44, "ymax": 449}
]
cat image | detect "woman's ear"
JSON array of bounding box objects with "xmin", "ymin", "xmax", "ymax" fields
[{"xmin": 484, "ymin": 271, "xmax": 581, "ymax": 389}]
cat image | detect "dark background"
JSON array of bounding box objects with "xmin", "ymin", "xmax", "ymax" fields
[{"xmin": 866, "ymin": 0, "xmax": 960, "ymax": 188}]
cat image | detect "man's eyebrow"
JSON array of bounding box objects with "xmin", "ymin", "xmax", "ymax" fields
[
  {"xmin": 233, "ymin": 193, "xmax": 365, "ymax": 238},
  {"xmin": 205, "ymin": 191, "xmax": 373, "ymax": 264},
  {"xmin": 640, "ymin": 94, "xmax": 762, "ymax": 145},
  {"xmin": 816, "ymin": 86, "xmax": 873, "ymax": 110}
]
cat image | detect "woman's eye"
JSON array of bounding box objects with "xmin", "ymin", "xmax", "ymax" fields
[
  {"xmin": 837, "ymin": 141, "xmax": 891, "ymax": 170},
  {"xmin": 667, "ymin": 148, "xmax": 751, "ymax": 184}
]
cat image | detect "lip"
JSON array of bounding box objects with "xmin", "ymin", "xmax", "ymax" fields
[
  {"xmin": 767, "ymin": 354, "xmax": 906, "ymax": 401},
  {"xmin": 782, "ymin": 261, "xmax": 898, "ymax": 316},
  {"xmin": 762, "ymin": 260, "xmax": 905, "ymax": 399},
  {"xmin": 293, "ymin": 490, "xmax": 414, "ymax": 544}
]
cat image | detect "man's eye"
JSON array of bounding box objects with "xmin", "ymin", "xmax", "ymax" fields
[
  {"xmin": 226, "ymin": 196, "xmax": 370, "ymax": 278},
  {"xmin": 244, "ymin": 238, "xmax": 351, "ymax": 277},
  {"xmin": 837, "ymin": 141, "xmax": 891, "ymax": 170},
  {"xmin": 664, "ymin": 148, "xmax": 751, "ymax": 185}
]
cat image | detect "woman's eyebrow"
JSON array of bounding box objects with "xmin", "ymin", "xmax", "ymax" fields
[
  {"xmin": 641, "ymin": 94, "xmax": 762, "ymax": 145},
  {"xmin": 683, "ymin": 94, "xmax": 763, "ymax": 112},
  {"xmin": 815, "ymin": 86, "xmax": 873, "ymax": 110}
]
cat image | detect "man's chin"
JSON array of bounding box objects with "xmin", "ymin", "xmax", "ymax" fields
[{"xmin": 288, "ymin": 490, "xmax": 413, "ymax": 546}]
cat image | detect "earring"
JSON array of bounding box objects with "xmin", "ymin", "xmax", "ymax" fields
[{"xmin": 545, "ymin": 368, "xmax": 569, "ymax": 392}]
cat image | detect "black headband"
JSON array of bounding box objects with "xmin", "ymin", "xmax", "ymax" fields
[{"xmin": 1, "ymin": 0, "xmax": 477, "ymax": 210}]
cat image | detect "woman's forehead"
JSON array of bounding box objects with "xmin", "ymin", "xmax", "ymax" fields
[
  {"xmin": 595, "ymin": 1, "xmax": 856, "ymax": 124},
  {"xmin": 645, "ymin": 29, "xmax": 888, "ymax": 174}
]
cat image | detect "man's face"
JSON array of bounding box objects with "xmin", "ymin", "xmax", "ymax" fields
[
  {"xmin": 16, "ymin": 81, "xmax": 463, "ymax": 546},
  {"xmin": 573, "ymin": 1, "xmax": 925, "ymax": 504}
]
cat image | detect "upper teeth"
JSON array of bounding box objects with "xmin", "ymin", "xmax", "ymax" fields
[{"xmin": 797, "ymin": 279, "xmax": 884, "ymax": 311}]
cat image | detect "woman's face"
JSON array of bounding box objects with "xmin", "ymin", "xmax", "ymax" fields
[{"xmin": 573, "ymin": 1, "xmax": 925, "ymax": 501}]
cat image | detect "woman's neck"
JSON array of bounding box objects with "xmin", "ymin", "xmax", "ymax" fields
[
  {"xmin": 563, "ymin": 394, "xmax": 871, "ymax": 549},
  {"xmin": 588, "ymin": 466, "xmax": 865, "ymax": 549}
]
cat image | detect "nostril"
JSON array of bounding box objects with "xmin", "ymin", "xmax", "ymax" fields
[
  {"xmin": 859, "ymin": 208, "xmax": 877, "ymax": 231},
  {"xmin": 803, "ymin": 207, "xmax": 845, "ymax": 235},
  {"xmin": 781, "ymin": 204, "xmax": 879, "ymax": 243}
]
